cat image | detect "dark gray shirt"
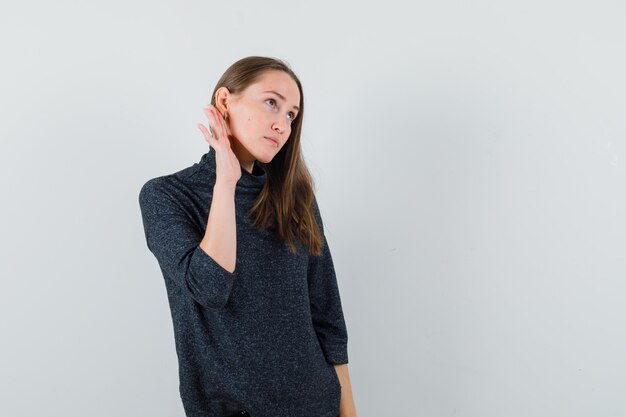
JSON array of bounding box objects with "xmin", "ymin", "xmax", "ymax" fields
[{"xmin": 138, "ymin": 147, "xmax": 348, "ymax": 417}]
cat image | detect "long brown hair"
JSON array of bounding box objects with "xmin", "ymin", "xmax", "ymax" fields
[{"xmin": 210, "ymin": 56, "xmax": 323, "ymax": 256}]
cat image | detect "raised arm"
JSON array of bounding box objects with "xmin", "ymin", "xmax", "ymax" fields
[
  {"xmin": 138, "ymin": 104, "xmax": 243, "ymax": 308},
  {"xmin": 197, "ymin": 103, "xmax": 242, "ymax": 274}
]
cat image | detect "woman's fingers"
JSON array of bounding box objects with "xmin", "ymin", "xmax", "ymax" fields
[
  {"xmin": 211, "ymin": 105, "xmax": 229, "ymax": 142},
  {"xmin": 197, "ymin": 105, "xmax": 242, "ymax": 184},
  {"xmin": 197, "ymin": 123, "xmax": 214, "ymax": 146},
  {"xmin": 200, "ymin": 105, "xmax": 230, "ymax": 147},
  {"xmin": 199, "ymin": 106, "xmax": 220, "ymax": 148}
]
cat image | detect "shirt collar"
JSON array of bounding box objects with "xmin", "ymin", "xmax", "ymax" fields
[{"xmin": 199, "ymin": 147, "xmax": 267, "ymax": 191}]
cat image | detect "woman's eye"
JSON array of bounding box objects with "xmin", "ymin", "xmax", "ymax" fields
[{"xmin": 266, "ymin": 98, "xmax": 296, "ymax": 123}]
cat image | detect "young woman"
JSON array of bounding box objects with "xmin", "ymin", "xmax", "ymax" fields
[{"xmin": 139, "ymin": 56, "xmax": 356, "ymax": 417}]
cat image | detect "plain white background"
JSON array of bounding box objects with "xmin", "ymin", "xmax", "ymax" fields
[{"xmin": 1, "ymin": 1, "xmax": 625, "ymax": 416}]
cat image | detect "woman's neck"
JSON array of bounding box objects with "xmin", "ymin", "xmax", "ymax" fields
[{"xmin": 230, "ymin": 141, "xmax": 255, "ymax": 174}]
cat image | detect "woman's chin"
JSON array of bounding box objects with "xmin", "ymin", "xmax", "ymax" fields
[
  {"xmin": 253, "ymin": 146, "xmax": 281, "ymax": 164},
  {"xmin": 256, "ymin": 153, "xmax": 276, "ymax": 164}
]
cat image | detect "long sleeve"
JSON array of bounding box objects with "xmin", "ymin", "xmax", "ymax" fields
[
  {"xmin": 138, "ymin": 178, "xmax": 235, "ymax": 309},
  {"xmin": 308, "ymin": 197, "xmax": 349, "ymax": 365}
]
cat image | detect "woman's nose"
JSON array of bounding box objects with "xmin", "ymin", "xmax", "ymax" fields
[{"xmin": 272, "ymin": 115, "xmax": 287, "ymax": 134}]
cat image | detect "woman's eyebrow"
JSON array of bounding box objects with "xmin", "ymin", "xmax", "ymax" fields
[{"xmin": 262, "ymin": 90, "xmax": 300, "ymax": 111}]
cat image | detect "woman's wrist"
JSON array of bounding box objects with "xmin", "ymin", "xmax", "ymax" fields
[{"xmin": 213, "ymin": 180, "xmax": 237, "ymax": 193}]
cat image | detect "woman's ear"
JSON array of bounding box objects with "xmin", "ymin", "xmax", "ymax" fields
[{"xmin": 214, "ymin": 86, "xmax": 231, "ymax": 117}]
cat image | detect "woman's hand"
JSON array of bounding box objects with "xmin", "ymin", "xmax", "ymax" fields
[{"xmin": 197, "ymin": 104, "xmax": 241, "ymax": 186}]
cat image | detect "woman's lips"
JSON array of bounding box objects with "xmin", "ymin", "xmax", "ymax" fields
[{"xmin": 264, "ymin": 137, "xmax": 279, "ymax": 147}]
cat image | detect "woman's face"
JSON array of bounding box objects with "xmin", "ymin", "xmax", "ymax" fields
[{"xmin": 222, "ymin": 70, "xmax": 301, "ymax": 164}]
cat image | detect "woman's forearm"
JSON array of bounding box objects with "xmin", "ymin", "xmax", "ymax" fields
[
  {"xmin": 199, "ymin": 181, "xmax": 237, "ymax": 273},
  {"xmin": 334, "ymin": 363, "xmax": 357, "ymax": 417}
]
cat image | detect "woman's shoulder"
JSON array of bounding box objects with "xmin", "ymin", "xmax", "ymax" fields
[
  {"xmin": 139, "ymin": 154, "xmax": 213, "ymax": 202},
  {"xmin": 138, "ymin": 175, "xmax": 175, "ymax": 214}
]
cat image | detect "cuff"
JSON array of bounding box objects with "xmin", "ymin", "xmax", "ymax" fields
[
  {"xmin": 321, "ymin": 342, "xmax": 349, "ymax": 365},
  {"xmin": 187, "ymin": 245, "xmax": 236, "ymax": 308}
]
